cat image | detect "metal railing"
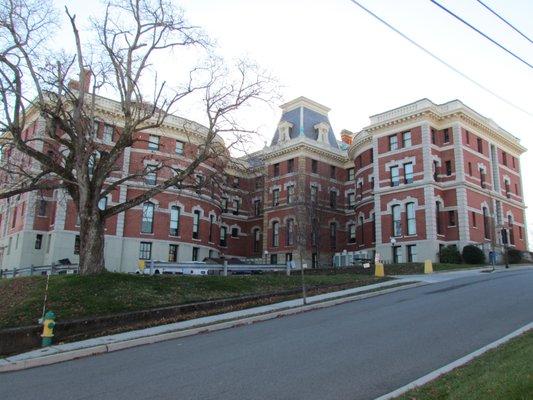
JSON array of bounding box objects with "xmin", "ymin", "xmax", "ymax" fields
[
  {"xmin": 140, "ymin": 260, "xmax": 296, "ymax": 276},
  {"xmin": 0, "ymin": 264, "xmax": 79, "ymax": 279}
]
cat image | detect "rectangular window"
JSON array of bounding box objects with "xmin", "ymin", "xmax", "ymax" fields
[
  {"xmin": 512, "ymin": 157, "xmax": 516, "ymax": 168},
  {"xmin": 480, "ymin": 168, "xmax": 486, "ymax": 188},
  {"xmin": 330, "ymin": 223, "xmax": 337, "ymax": 250},
  {"xmin": 392, "ymin": 246, "xmax": 402, "ymax": 263},
  {"xmin": 348, "ymin": 193, "xmax": 355, "ymax": 208},
  {"xmin": 404, "ymin": 163, "xmax": 413, "ymax": 184},
  {"xmin": 286, "ymin": 219, "xmax": 294, "ymax": 246},
  {"xmin": 233, "ymin": 199, "xmax": 240, "ymax": 215},
  {"xmin": 348, "ymin": 168, "xmax": 355, "ymax": 181},
  {"xmin": 330, "ymin": 190, "xmax": 337, "ymax": 209},
  {"xmin": 145, "ymin": 166, "xmax": 157, "ymax": 186},
  {"xmin": 231, "ymin": 227, "xmax": 239, "ymax": 238},
  {"xmin": 221, "ymin": 198, "xmax": 228, "ymax": 213},
  {"xmin": 402, "ymin": 131, "xmax": 412, "ymax": 147},
  {"xmin": 148, "ymin": 135, "xmax": 160, "ymax": 150},
  {"xmin": 466, "ymin": 130, "xmax": 470, "ymax": 144},
  {"xmin": 253, "ymin": 229, "xmax": 261, "ymax": 253},
  {"xmin": 407, "ymin": 245, "xmax": 417, "ymax": 262},
  {"xmin": 233, "ymin": 177, "xmax": 240, "ymax": 188},
  {"xmin": 139, "ymin": 242, "xmax": 152, "ymax": 260},
  {"xmin": 505, "ymin": 181, "xmax": 511, "ymax": 198},
  {"xmin": 472, "ymin": 211, "xmax": 477, "ymax": 227},
  {"xmin": 483, "ymin": 207, "xmax": 490, "ymax": 239},
  {"xmin": 35, "ymin": 234, "xmax": 43, "ymax": 250},
  {"xmin": 38, "ymin": 200, "xmax": 47, "ymax": 216},
  {"xmin": 502, "ymin": 151, "xmax": 507, "ymax": 166},
  {"xmin": 272, "ymin": 222, "xmax": 279, "ymax": 247},
  {"xmin": 448, "ymin": 210, "xmax": 456, "ymax": 226},
  {"xmin": 192, "ymin": 247, "xmax": 199, "ymax": 261},
  {"xmin": 392, "ymin": 204, "xmax": 401, "ymax": 237},
  {"xmin": 330, "ymin": 165, "xmax": 336, "ymax": 179},
  {"xmin": 175, "ymin": 140, "xmax": 184, "ymax": 154},
  {"xmin": 445, "ymin": 160, "xmax": 452, "ymax": 176},
  {"xmin": 515, "ymin": 183, "xmax": 519, "ymax": 196},
  {"xmin": 254, "ymin": 199, "xmax": 261, "ymax": 216},
  {"xmin": 270, "ymin": 254, "xmax": 278, "ymax": 265},
  {"xmin": 170, "ymin": 206, "xmax": 180, "ymax": 236},
  {"xmin": 103, "ymin": 124, "xmax": 113, "ymax": 142},
  {"xmin": 311, "ymin": 159, "xmax": 318, "ymax": 174},
  {"xmin": 310, "ymin": 186, "xmax": 318, "ymax": 203},
  {"xmin": 192, "ymin": 210, "xmax": 200, "ymax": 239},
  {"xmin": 349, "ymin": 224, "xmax": 356, "ymax": 243},
  {"xmin": 431, "ymin": 128, "xmax": 436, "ymax": 144},
  {"xmin": 433, "ymin": 161, "xmax": 439, "ymax": 181},
  {"xmin": 468, "ymin": 162, "xmax": 472, "ymax": 176},
  {"xmin": 436, "ymin": 202, "xmax": 442, "ymax": 235},
  {"xmin": 272, "ymin": 189, "xmax": 280, "ymax": 206},
  {"xmin": 168, "ymin": 244, "xmax": 178, "ymax": 262},
  {"xmin": 390, "ymin": 166, "xmax": 400, "ymax": 187},
  {"xmin": 287, "ymin": 158, "xmax": 294, "ymax": 173},
  {"xmin": 357, "ymin": 182, "xmax": 363, "ymax": 198},
  {"xmin": 141, "ymin": 202, "xmax": 155, "ymax": 233},
  {"xmin": 389, "ymin": 134, "xmax": 398, "ymax": 151},
  {"xmin": 477, "ymin": 138, "xmax": 483, "ymax": 154},
  {"xmin": 406, "ymin": 202, "xmax": 416, "ymax": 235},
  {"xmin": 208, "ymin": 214, "xmax": 214, "ymax": 242},
  {"xmin": 220, "ymin": 226, "xmax": 227, "ymax": 247},
  {"xmin": 287, "ymin": 185, "xmax": 295, "ymax": 204},
  {"xmin": 285, "ymin": 253, "xmax": 293, "ymax": 264},
  {"xmin": 273, "ymin": 163, "xmax": 280, "ymax": 177},
  {"xmin": 443, "ymin": 128, "xmax": 450, "ymax": 143}
]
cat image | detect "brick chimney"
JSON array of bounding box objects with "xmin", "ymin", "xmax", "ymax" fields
[
  {"xmin": 67, "ymin": 69, "xmax": 92, "ymax": 92},
  {"xmin": 340, "ymin": 129, "xmax": 353, "ymax": 145}
]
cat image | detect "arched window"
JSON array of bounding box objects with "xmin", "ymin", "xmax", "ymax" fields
[
  {"xmin": 170, "ymin": 206, "xmax": 180, "ymax": 236},
  {"xmin": 141, "ymin": 202, "xmax": 155, "ymax": 233},
  {"xmin": 253, "ymin": 228, "xmax": 261, "ymax": 253},
  {"xmin": 272, "ymin": 221, "xmax": 279, "ymax": 247},
  {"xmin": 482, "ymin": 207, "xmax": 490, "ymax": 239},
  {"xmin": 406, "ymin": 202, "xmax": 416, "ymax": 235},
  {"xmin": 330, "ymin": 222, "xmax": 337, "ymax": 250},
  {"xmin": 286, "ymin": 219, "xmax": 294, "ymax": 246},
  {"xmin": 508, "ymin": 215, "xmax": 514, "ymax": 245}
]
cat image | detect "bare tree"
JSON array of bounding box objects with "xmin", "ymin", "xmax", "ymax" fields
[{"xmin": 0, "ymin": 0, "xmax": 275, "ymax": 274}]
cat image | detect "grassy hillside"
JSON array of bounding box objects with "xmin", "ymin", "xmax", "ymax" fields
[{"xmin": 0, "ymin": 272, "xmax": 387, "ymax": 328}]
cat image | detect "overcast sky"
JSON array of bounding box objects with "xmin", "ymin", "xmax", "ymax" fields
[{"xmin": 56, "ymin": 0, "xmax": 533, "ymax": 247}]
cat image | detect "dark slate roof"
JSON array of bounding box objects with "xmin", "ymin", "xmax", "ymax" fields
[{"xmin": 270, "ymin": 102, "xmax": 339, "ymax": 149}]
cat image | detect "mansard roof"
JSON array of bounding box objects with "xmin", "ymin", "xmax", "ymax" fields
[{"xmin": 270, "ymin": 96, "xmax": 339, "ymax": 149}]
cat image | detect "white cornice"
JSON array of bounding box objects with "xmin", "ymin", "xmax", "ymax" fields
[{"xmin": 280, "ymin": 96, "xmax": 331, "ymax": 115}]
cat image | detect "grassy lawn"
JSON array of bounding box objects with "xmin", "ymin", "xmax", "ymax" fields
[
  {"xmin": 0, "ymin": 272, "xmax": 387, "ymax": 329},
  {"xmin": 396, "ymin": 330, "xmax": 533, "ymax": 400}
]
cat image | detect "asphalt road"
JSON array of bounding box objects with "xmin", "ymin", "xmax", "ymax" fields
[{"xmin": 2, "ymin": 268, "xmax": 533, "ymax": 400}]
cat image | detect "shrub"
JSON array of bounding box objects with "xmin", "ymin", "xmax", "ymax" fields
[
  {"xmin": 439, "ymin": 245, "xmax": 462, "ymax": 264},
  {"xmin": 507, "ymin": 249, "xmax": 523, "ymax": 264},
  {"xmin": 462, "ymin": 245, "xmax": 485, "ymax": 264}
]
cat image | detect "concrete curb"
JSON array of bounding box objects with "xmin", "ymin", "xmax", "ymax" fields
[
  {"xmin": 374, "ymin": 321, "xmax": 533, "ymax": 400},
  {"xmin": 0, "ymin": 280, "xmax": 424, "ymax": 373}
]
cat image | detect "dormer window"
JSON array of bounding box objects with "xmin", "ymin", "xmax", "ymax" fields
[
  {"xmin": 314, "ymin": 122, "xmax": 329, "ymax": 144},
  {"xmin": 278, "ymin": 121, "xmax": 294, "ymax": 142}
]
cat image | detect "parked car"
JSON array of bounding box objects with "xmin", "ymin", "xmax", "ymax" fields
[{"xmin": 136, "ymin": 261, "xmax": 208, "ymax": 275}]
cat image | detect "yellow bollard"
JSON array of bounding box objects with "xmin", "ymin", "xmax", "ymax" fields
[
  {"xmin": 375, "ymin": 262, "xmax": 385, "ymax": 277},
  {"xmin": 424, "ymin": 259, "xmax": 433, "ymax": 274}
]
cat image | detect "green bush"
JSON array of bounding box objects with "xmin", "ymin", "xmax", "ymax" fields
[
  {"xmin": 507, "ymin": 249, "xmax": 523, "ymax": 264},
  {"xmin": 439, "ymin": 245, "xmax": 462, "ymax": 264},
  {"xmin": 462, "ymin": 245, "xmax": 485, "ymax": 264}
]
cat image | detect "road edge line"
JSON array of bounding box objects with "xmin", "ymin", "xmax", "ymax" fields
[
  {"xmin": 0, "ymin": 281, "xmax": 425, "ymax": 373},
  {"xmin": 374, "ymin": 321, "xmax": 533, "ymax": 400}
]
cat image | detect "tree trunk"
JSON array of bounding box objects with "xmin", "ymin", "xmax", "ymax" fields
[{"xmin": 78, "ymin": 211, "xmax": 106, "ymax": 274}]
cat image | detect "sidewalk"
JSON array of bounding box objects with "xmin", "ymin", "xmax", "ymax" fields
[
  {"xmin": 0, "ymin": 278, "xmax": 422, "ymax": 373},
  {"xmin": 391, "ymin": 264, "xmax": 533, "ymax": 283}
]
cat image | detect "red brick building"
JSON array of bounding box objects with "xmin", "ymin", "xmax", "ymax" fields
[{"xmin": 0, "ymin": 97, "xmax": 528, "ymax": 271}]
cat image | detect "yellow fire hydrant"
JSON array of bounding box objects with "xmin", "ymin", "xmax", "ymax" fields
[
  {"xmin": 41, "ymin": 311, "xmax": 56, "ymax": 347},
  {"xmin": 375, "ymin": 262, "xmax": 385, "ymax": 277}
]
